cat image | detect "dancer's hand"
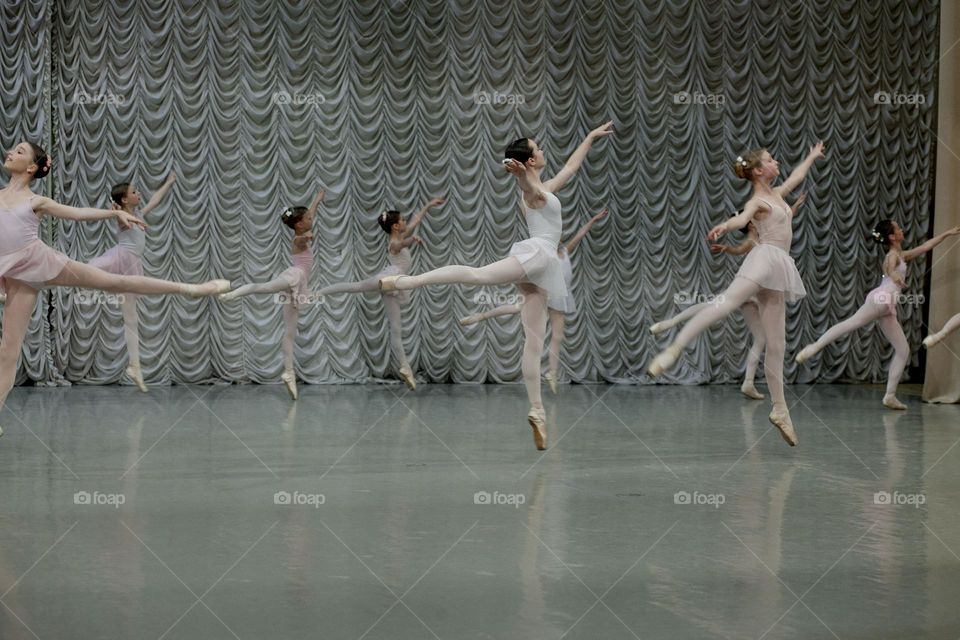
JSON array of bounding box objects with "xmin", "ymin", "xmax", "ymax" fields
[
  {"xmin": 412, "ymin": 235, "xmax": 423, "ymax": 245},
  {"xmin": 793, "ymin": 191, "xmax": 808, "ymax": 209},
  {"xmin": 165, "ymin": 172, "xmax": 177, "ymax": 186},
  {"xmin": 707, "ymin": 223, "xmax": 726, "ymax": 242},
  {"xmin": 710, "ymin": 243, "xmax": 728, "ymax": 254},
  {"xmin": 589, "ymin": 121, "xmax": 615, "ymax": 139},
  {"xmin": 427, "ymin": 197, "xmax": 445, "ymax": 208},
  {"xmin": 503, "ymin": 158, "xmax": 526, "ymax": 176},
  {"xmin": 116, "ymin": 210, "xmax": 146, "ymax": 230},
  {"xmin": 315, "ymin": 189, "xmax": 326, "ymax": 202},
  {"xmin": 809, "ymin": 140, "xmax": 825, "ymax": 160},
  {"xmin": 947, "ymin": 225, "xmax": 960, "ymax": 236},
  {"xmin": 591, "ymin": 208, "xmax": 609, "ymax": 222}
]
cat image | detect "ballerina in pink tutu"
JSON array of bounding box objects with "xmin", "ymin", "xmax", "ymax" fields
[
  {"xmin": 86, "ymin": 173, "xmax": 177, "ymax": 392},
  {"xmin": 458, "ymin": 207, "xmax": 608, "ymax": 393},
  {"xmin": 796, "ymin": 221, "xmax": 960, "ymax": 409},
  {"xmin": 647, "ymin": 142, "xmax": 825, "ymax": 446},
  {"xmin": 379, "ymin": 121, "xmax": 614, "ymax": 450},
  {"xmin": 0, "ymin": 141, "xmax": 229, "ymax": 437},
  {"xmin": 218, "ymin": 187, "xmax": 326, "ymax": 400}
]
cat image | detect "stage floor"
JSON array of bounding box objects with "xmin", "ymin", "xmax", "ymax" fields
[{"xmin": 1, "ymin": 382, "xmax": 958, "ymax": 639}]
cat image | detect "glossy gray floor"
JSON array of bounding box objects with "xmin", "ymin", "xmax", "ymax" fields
[{"xmin": 1, "ymin": 382, "xmax": 959, "ymax": 639}]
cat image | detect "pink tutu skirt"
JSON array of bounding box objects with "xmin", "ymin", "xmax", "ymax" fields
[
  {"xmin": 278, "ymin": 265, "xmax": 310, "ymax": 306},
  {"xmin": 734, "ymin": 244, "xmax": 806, "ymax": 302},
  {"xmin": 508, "ymin": 237, "xmax": 568, "ymax": 309},
  {"xmin": 0, "ymin": 240, "xmax": 70, "ymax": 290},
  {"xmin": 88, "ymin": 245, "xmax": 144, "ymax": 277}
]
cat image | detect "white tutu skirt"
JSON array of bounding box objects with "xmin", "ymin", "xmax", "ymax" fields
[
  {"xmin": 734, "ymin": 244, "xmax": 806, "ymax": 302},
  {"xmin": 508, "ymin": 237, "xmax": 568, "ymax": 309},
  {"xmin": 0, "ymin": 240, "xmax": 70, "ymax": 291},
  {"xmin": 867, "ymin": 284, "xmax": 899, "ymax": 317},
  {"xmin": 88, "ymin": 245, "xmax": 144, "ymax": 277},
  {"xmin": 549, "ymin": 290, "xmax": 576, "ymax": 313},
  {"xmin": 376, "ymin": 264, "xmax": 411, "ymax": 304}
]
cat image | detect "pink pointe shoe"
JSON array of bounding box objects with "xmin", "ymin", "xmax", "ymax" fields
[
  {"xmin": 527, "ymin": 407, "xmax": 548, "ymax": 451},
  {"xmin": 379, "ymin": 275, "xmax": 404, "ymax": 292},
  {"xmin": 183, "ymin": 279, "xmax": 231, "ymax": 298}
]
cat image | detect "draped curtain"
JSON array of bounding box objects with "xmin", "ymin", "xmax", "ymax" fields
[{"xmin": 1, "ymin": 0, "xmax": 942, "ymax": 386}]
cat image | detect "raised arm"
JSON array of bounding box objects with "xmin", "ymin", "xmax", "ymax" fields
[
  {"xmin": 139, "ymin": 172, "xmax": 176, "ymax": 217},
  {"xmin": 776, "ymin": 141, "xmax": 824, "ymax": 197},
  {"xmin": 403, "ymin": 197, "xmax": 444, "ymax": 239},
  {"xmin": 902, "ymin": 225, "xmax": 960, "ymax": 262},
  {"xmin": 542, "ymin": 121, "xmax": 614, "ymax": 193},
  {"xmin": 565, "ymin": 208, "xmax": 608, "ymax": 254},
  {"xmin": 33, "ymin": 196, "xmax": 144, "ymax": 229},
  {"xmin": 307, "ymin": 187, "xmax": 326, "ymax": 217}
]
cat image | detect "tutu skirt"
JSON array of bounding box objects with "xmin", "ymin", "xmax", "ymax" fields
[
  {"xmin": 0, "ymin": 240, "xmax": 70, "ymax": 290},
  {"xmin": 867, "ymin": 284, "xmax": 899, "ymax": 317},
  {"xmin": 88, "ymin": 245, "xmax": 144, "ymax": 277},
  {"xmin": 279, "ymin": 265, "xmax": 310, "ymax": 304},
  {"xmin": 508, "ymin": 237, "xmax": 568, "ymax": 309},
  {"xmin": 376, "ymin": 264, "xmax": 411, "ymax": 304},
  {"xmin": 734, "ymin": 244, "xmax": 806, "ymax": 302}
]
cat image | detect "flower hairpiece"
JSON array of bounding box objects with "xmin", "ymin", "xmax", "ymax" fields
[
  {"xmin": 44, "ymin": 156, "xmax": 53, "ymax": 170},
  {"xmin": 735, "ymin": 156, "xmax": 748, "ymax": 167},
  {"xmin": 380, "ymin": 212, "xmax": 388, "ymax": 222},
  {"xmin": 871, "ymin": 230, "xmax": 882, "ymax": 240},
  {"xmin": 282, "ymin": 208, "xmax": 293, "ymax": 219}
]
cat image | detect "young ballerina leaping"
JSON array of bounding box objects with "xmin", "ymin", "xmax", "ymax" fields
[
  {"xmin": 219, "ymin": 187, "xmax": 326, "ymax": 400},
  {"xmin": 796, "ymin": 221, "xmax": 960, "ymax": 409},
  {"xmin": 379, "ymin": 121, "xmax": 615, "ymax": 450},
  {"xmin": 311, "ymin": 197, "xmax": 445, "ymax": 390},
  {"xmin": 86, "ymin": 173, "xmax": 178, "ymax": 392},
  {"xmin": 458, "ymin": 207, "xmax": 609, "ymax": 393},
  {"xmin": 647, "ymin": 142, "xmax": 825, "ymax": 446},
  {"xmin": 0, "ymin": 141, "xmax": 229, "ymax": 437},
  {"xmin": 650, "ymin": 193, "xmax": 807, "ymax": 400}
]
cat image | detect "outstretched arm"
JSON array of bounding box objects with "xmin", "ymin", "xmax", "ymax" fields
[
  {"xmin": 542, "ymin": 121, "xmax": 614, "ymax": 193},
  {"xmin": 565, "ymin": 208, "xmax": 608, "ymax": 254},
  {"xmin": 139, "ymin": 172, "xmax": 176, "ymax": 218},
  {"xmin": 33, "ymin": 196, "xmax": 144, "ymax": 229},
  {"xmin": 776, "ymin": 141, "xmax": 824, "ymax": 197},
  {"xmin": 403, "ymin": 197, "xmax": 444, "ymax": 239},
  {"xmin": 707, "ymin": 201, "xmax": 760, "ymax": 242},
  {"xmin": 902, "ymin": 225, "xmax": 960, "ymax": 262}
]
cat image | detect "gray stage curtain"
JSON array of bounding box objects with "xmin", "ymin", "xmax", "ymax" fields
[{"xmin": 1, "ymin": 0, "xmax": 943, "ymax": 386}]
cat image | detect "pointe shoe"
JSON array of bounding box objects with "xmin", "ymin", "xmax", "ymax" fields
[
  {"xmin": 281, "ymin": 371, "xmax": 298, "ymax": 401},
  {"xmin": 399, "ymin": 366, "xmax": 417, "ymax": 391},
  {"xmin": 883, "ymin": 395, "xmax": 907, "ymax": 410},
  {"xmin": 545, "ymin": 371, "xmax": 558, "ymax": 394},
  {"xmin": 379, "ymin": 275, "xmax": 403, "ymax": 292},
  {"xmin": 923, "ymin": 334, "xmax": 941, "ymax": 349},
  {"xmin": 647, "ymin": 345, "xmax": 681, "ymax": 378},
  {"xmin": 459, "ymin": 314, "xmax": 482, "ymax": 326},
  {"xmin": 183, "ymin": 279, "xmax": 231, "ymax": 298},
  {"xmin": 740, "ymin": 383, "xmax": 765, "ymax": 400},
  {"xmin": 649, "ymin": 321, "xmax": 671, "ymax": 335},
  {"xmin": 218, "ymin": 289, "xmax": 240, "ymax": 302},
  {"xmin": 126, "ymin": 366, "xmax": 148, "ymax": 393},
  {"xmin": 769, "ymin": 412, "xmax": 798, "ymax": 447},
  {"xmin": 795, "ymin": 344, "xmax": 818, "ymax": 365},
  {"xmin": 527, "ymin": 407, "xmax": 548, "ymax": 451}
]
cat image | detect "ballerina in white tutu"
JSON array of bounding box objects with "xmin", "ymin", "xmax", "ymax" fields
[
  {"xmin": 219, "ymin": 187, "xmax": 325, "ymax": 400},
  {"xmin": 379, "ymin": 121, "xmax": 614, "ymax": 450},
  {"xmin": 458, "ymin": 207, "xmax": 608, "ymax": 393},
  {"xmin": 311, "ymin": 197, "xmax": 445, "ymax": 390},
  {"xmin": 651, "ymin": 193, "xmax": 807, "ymax": 400},
  {"xmin": 796, "ymin": 220, "xmax": 960, "ymax": 409},
  {"xmin": 0, "ymin": 141, "xmax": 229, "ymax": 438},
  {"xmin": 647, "ymin": 142, "xmax": 825, "ymax": 446},
  {"xmin": 85, "ymin": 173, "xmax": 177, "ymax": 392}
]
